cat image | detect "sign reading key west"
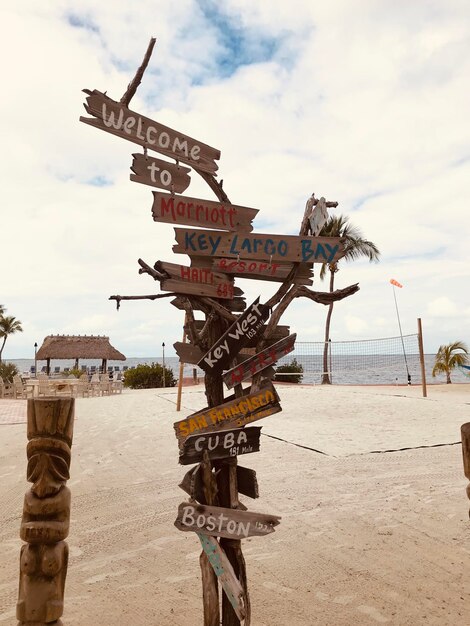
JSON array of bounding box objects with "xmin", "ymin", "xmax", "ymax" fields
[
  {"xmin": 173, "ymin": 228, "xmax": 346, "ymax": 264},
  {"xmin": 197, "ymin": 297, "xmax": 269, "ymax": 374},
  {"xmin": 80, "ymin": 90, "xmax": 220, "ymax": 174}
]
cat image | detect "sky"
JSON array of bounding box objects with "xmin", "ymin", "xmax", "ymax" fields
[{"xmin": 1, "ymin": 0, "xmax": 470, "ymax": 359}]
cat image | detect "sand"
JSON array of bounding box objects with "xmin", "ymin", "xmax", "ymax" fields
[{"xmin": 0, "ymin": 383, "xmax": 469, "ymax": 625}]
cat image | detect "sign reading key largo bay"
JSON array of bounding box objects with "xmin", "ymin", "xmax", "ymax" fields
[
  {"xmin": 173, "ymin": 228, "xmax": 346, "ymax": 264},
  {"xmin": 198, "ymin": 297, "xmax": 269, "ymax": 374},
  {"xmin": 80, "ymin": 90, "xmax": 220, "ymax": 174}
]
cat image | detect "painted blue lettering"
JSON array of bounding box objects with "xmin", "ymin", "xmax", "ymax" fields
[
  {"xmin": 301, "ymin": 240, "xmax": 314, "ymax": 262},
  {"xmin": 265, "ymin": 239, "xmax": 275, "ymax": 255},
  {"xmin": 253, "ymin": 239, "xmax": 263, "ymax": 253},
  {"xmin": 198, "ymin": 234, "xmax": 208, "ymax": 251},
  {"xmin": 325, "ymin": 244, "xmax": 339, "ymax": 263},
  {"xmin": 185, "ymin": 232, "xmax": 197, "ymax": 252},
  {"xmin": 241, "ymin": 238, "xmax": 252, "ymax": 254},
  {"xmin": 315, "ymin": 244, "xmax": 328, "ymax": 261},
  {"xmin": 278, "ymin": 241, "xmax": 288, "ymax": 257},
  {"xmin": 209, "ymin": 235, "xmax": 221, "ymax": 255},
  {"xmin": 229, "ymin": 235, "xmax": 240, "ymax": 255}
]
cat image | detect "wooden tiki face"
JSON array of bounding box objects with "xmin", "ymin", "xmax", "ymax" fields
[{"xmin": 26, "ymin": 438, "xmax": 71, "ymax": 498}]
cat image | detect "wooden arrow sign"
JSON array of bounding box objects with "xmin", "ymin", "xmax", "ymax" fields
[
  {"xmin": 152, "ymin": 192, "xmax": 257, "ymax": 232},
  {"xmin": 80, "ymin": 89, "xmax": 220, "ymax": 174},
  {"xmin": 179, "ymin": 465, "xmax": 259, "ymax": 502},
  {"xmin": 173, "ymin": 228, "xmax": 346, "ymax": 264},
  {"xmin": 197, "ymin": 533, "xmax": 246, "ymax": 621},
  {"xmin": 213, "ymin": 258, "xmax": 313, "ymax": 285},
  {"xmin": 223, "ymin": 334, "xmax": 297, "ymax": 389},
  {"xmin": 155, "ymin": 260, "xmax": 238, "ymax": 300},
  {"xmin": 462, "ymin": 423, "xmax": 470, "ymax": 480},
  {"xmin": 130, "ymin": 153, "xmax": 191, "ymax": 192},
  {"xmin": 174, "ymin": 381, "xmax": 281, "ymax": 448},
  {"xmin": 198, "ymin": 297, "xmax": 270, "ymax": 374},
  {"xmin": 180, "ymin": 427, "xmax": 261, "ymax": 465},
  {"xmin": 175, "ymin": 502, "xmax": 281, "ymax": 539}
]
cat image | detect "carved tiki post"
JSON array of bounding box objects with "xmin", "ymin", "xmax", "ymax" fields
[
  {"xmin": 17, "ymin": 397, "xmax": 75, "ymax": 626},
  {"xmin": 461, "ymin": 423, "xmax": 470, "ymax": 516}
]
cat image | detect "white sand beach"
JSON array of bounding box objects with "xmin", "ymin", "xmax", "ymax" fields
[{"xmin": 0, "ymin": 383, "xmax": 469, "ymax": 625}]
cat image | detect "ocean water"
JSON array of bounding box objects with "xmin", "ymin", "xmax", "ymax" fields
[{"xmin": 7, "ymin": 354, "xmax": 469, "ymax": 385}]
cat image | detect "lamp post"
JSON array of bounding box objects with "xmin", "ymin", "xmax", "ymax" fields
[
  {"xmin": 162, "ymin": 342, "xmax": 166, "ymax": 388},
  {"xmin": 34, "ymin": 342, "xmax": 38, "ymax": 378}
]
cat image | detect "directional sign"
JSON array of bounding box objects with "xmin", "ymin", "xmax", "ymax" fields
[
  {"xmin": 179, "ymin": 465, "xmax": 259, "ymax": 502},
  {"xmin": 223, "ymin": 334, "xmax": 297, "ymax": 389},
  {"xmin": 213, "ymin": 258, "xmax": 313, "ymax": 285},
  {"xmin": 180, "ymin": 427, "xmax": 261, "ymax": 465},
  {"xmin": 130, "ymin": 153, "xmax": 191, "ymax": 192},
  {"xmin": 174, "ymin": 381, "xmax": 281, "ymax": 448},
  {"xmin": 462, "ymin": 423, "xmax": 470, "ymax": 480},
  {"xmin": 175, "ymin": 502, "xmax": 281, "ymax": 539},
  {"xmin": 198, "ymin": 533, "xmax": 246, "ymax": 621},
  {"xmin": 155, "ymin": 260, "xmax": 238, "ymax": 300},
  {"xmin": 152, "ymin": 192, "xmax": 257, "ymax": 232},
  {"xmin": 173, "ymin": 228, "xmax": 346, "ymax": 264},
  {"xmin": 80, "ymin": 89, "xmax": 220, "ymax": 174},
  {"xmin": 198, "ymin": 297, "xmax": 269, "ymax": 374}
]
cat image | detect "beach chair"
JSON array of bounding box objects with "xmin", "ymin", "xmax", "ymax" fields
[
  {"xmin": 99, "ymin": 373, "xmax": 111, "ymax": 396},
  {"xmin": 73, "ymin": 373, "xmax": 91, "ymax": 398},
  {"xmin": 90, "ymin": 373, "xmax": 101, "ymax": 396},
  {"xmin": 37, "ymin": 374, "xmax": 57, "ymax": 398},
  {"xmin": 0, "ymin": 377, "xmax": 14, "ymax": 398},
  {"xmin": 12, "ymin": 375, "xmax": 34, "ymax": 399}
]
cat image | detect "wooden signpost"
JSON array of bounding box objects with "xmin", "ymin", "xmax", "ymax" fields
[
  {"xmin": 173, "ymin": 228, "xmax": 346, "ymax": 264},
  {"xmin": 174, "ymin": 382, "xmax": 281, "ymax": 448},
  {"xmin": 180, "ymin": 427, "xmax": 261, "ymax": 465},
  {"xmin": 80, "ymin": 38, "xmax": 361, "ymax": 626},
  {"xmin": 130, "ymin": 153, "xmax": 191, "ymax": 192},
  {"xmin": 461, "ymin": 422, "xmax": 470, "ymax": 513},
  {"xmin": 80, "ymin": 89, "xmax": 220, "ymax": 174},
  {"xmin": 223, "ymin": 334, "xmax": 297, "ymax": 389},
  {"xmin": 175, "ymin": 502, "xmax": 281, "ymax": 539},
  {"xmin": 152, "ymin": 192, "xmax": 258, "ymax": 231},
  {"xmin": 154, "ymin": 260, "xmax": 238, "ymax": 301},
  {"xmin": 198, "ymin": 297, "xmax": 270, "ymax": 374}
]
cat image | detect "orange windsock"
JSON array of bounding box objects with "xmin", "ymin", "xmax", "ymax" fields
[{"xmin": 390, "ymin": 279, "xmax": 403, "ymax": 288}]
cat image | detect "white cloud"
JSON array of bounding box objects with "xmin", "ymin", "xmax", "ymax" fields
[{"xmin": 2, "ymin": 1, "xmax": 470, "ymax": 360}]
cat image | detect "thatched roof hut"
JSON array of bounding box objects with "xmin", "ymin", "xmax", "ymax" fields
[{"xmin": 36, "ymin": 335, "xmax": 126, "ymax": 373}]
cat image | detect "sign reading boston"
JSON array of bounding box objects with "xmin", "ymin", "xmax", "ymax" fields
[
  {"xmin": 198, "ymin": 297, "xmax": 269, "ymax": 374},
  {"xmin": 80, "ymin": 90, "xmax": 220, "ymax": 174}
]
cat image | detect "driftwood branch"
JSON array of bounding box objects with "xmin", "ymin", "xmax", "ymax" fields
[
  {"xmin": 120, "ymin": 37, "xmax": 156, "ymax": 107},
  {"xmin": 196, "ymin": 169, "xmax": 230, "ymax": 203},
  {"xmin": 138, "ymin": 258, "xmax": 166, "ymax": 281},
  {"xmin": 109, "ymin": 293, "xmax": 175, "ymax": 310},
  {"xmin": 181, "ymin": 298, "xmax": 206, "ymax": 349}
]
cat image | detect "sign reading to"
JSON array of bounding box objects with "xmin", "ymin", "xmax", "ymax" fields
[
  {"xmin": 175, "ymin": 502, "xmax": 281, "ymax": 539},
  {"xmin": 174, "ymin": 382, "xmax": 281, "ymax": 448},
  {"xmin": 173, "ymin": 228, "xmax": 345, "ymax": 264},
  {"xmin": 198, "ymin": 533, "xmax": 246, "ymax": 620},
  {"xmin": 130, "ymin": 153, "xmax": 191, "ymax": 192},
  {"xmin": 180, "ymin": 427, "xmax": 261, "ymax": 465},
  {"xmin": 80, "ymin": 90, "xmax": 220, "ymax": 174},
  {"xmin": 152, "ymin": 192, "xmax": 257, "ymax": 232},
  {"xmin": 223, "ymin": 334, "xmax": 297, "ymax": 389},
  {"xmin": 198, "ymin": 297, "xmax": 269, "ymax": 374}
]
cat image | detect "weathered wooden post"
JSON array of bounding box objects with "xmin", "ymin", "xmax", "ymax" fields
[
  {"xmin": 461, "ymin": 423, "xmax": 470, "ymax": 516},
  {"xmin": 80, "ymin": 37, "xmax": 360, "ymax": 624},
  {"xmin": 17, "ymin": 397, "xmax": 74, "ymax": 625}
]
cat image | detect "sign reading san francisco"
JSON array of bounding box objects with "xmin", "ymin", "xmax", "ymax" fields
[
  {"xmin": 152, "ymin": 192, "xmax": 257, "ymax": 232},
  {"xmin": 80, "ymin": 89, "xmax": 220, "ymax": 174},
  {"xmin": 173, "ymin": 228, "xmax": 346, "ymax": 264}
]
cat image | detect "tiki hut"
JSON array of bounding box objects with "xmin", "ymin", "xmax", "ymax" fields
[{"xmin": 35, "ymin": 335, "xmax": 126, "ymax": 374}]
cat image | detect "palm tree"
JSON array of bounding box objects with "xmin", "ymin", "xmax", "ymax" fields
[
  {"xmin": 0, "ymin": 304, "xmax": 5, "ymax": 316},
  {"xmin": 432, "ymin": 341, "xmax": 469, "ymax": 383},
  {"xmin": 319, "ymin": 215, "xmax": 380, "ymax": 384},
  {"xmin": 0, "ymin": 315, "xmax": 23, "ymax": 363}
]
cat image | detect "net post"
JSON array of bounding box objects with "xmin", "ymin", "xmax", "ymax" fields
[
  {"xmin": 417, "ymin": 318, "xmax": 427, "ymax": 398},
  {"xmin": 176, "ymin": 315, "xmax": 187, "ymax": 412}
]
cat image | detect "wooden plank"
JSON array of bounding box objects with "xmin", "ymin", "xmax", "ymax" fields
[
  {"xmin": 197, "ymin": 534, "xmax": 246, "ymax": 621},
  {"xmin": 174, "ymin": 381, "xmax": 281, "ymax": 448},
  {"xmin": 175, "ymin": 502, "xmax": 281, "ymax": 539},
  {"xmin": 194, "ymin": 320, "xmax": 290, "ymax": 348},
  {"xmin": 171, "ymin": 295, "xmax": 247, "ymax": 313},
  {"xmin": 236, "ymin": 466, "xmax": 259, "ymax": 499},
  {"xmin": 80, "ymin": 89, "xmax": 220, "ymax": 174},
  {"xmin": 130, "ymin": 153, "xmax": 191, "ymax": 192},
  {"xmin": 173, "ymin": 228, "xmax": 346, "ymax": 264},
  {"xmin": 174, "ymin": 341, "xmax": 204, "ymax": 365},
  {"xmin": 462, "ymin": 423, "xmax": 470, "ymax": 480},
  {"xmin": 198, "ymin": 297, "xmax": 269, "ymax": 374},
  {"xmin": 156, "ymin": 261, "xmax": 239, "ymax": 300},
  {"xmin": 223, "ymin": 334, "xmax": 296, "ymax": 389},
  {"xmin": 152, "ymin": 192, "xmax": 257, "ymax": 232},
  {"xmin": 213, "ymin": 258, "xmax": 313, "ymax": 282},
  {"xmin": 180, "ymin": 427, "xmax": 261, "ymax": 465}
]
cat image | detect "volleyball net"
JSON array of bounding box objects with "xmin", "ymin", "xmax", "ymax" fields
[{"xmin": 275, "ymin": 333, "xmax": 423, "ymax": 385}]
